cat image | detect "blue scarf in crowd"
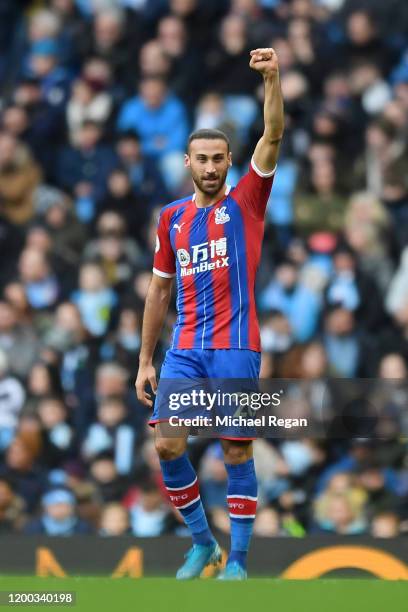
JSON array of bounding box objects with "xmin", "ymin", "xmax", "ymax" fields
[{"xmin": 42, "ymin": 515, "xmax": 77, "ymax": 536}]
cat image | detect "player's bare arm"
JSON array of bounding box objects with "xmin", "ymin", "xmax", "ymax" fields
[
  {"xmin": 135, "ymin": 273, "xmax": 173, "ymax": 407},
  {"xmin": 250, "ymin": 48, "xmax": 284, "ymax": 173}
]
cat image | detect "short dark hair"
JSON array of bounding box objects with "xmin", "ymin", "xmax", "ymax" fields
[
  {"xmin": 116, "ymin": 130, "xmax": 140, "ymax": 144},
  {"xmin": 187, "ymin": 128, "xmax": 230, "ymax": 152}
]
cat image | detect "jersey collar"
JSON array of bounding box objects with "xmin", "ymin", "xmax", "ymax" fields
[{"xmin": 192, "ymin": 184, "xmax": 231, "ymax": 204}]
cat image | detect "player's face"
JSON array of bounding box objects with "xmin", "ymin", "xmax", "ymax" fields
[{"xmin": 186, "ymin": 139, "xmax": 232, "ymax": 196}]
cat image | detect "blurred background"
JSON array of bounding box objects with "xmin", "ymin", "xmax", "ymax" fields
[{"xmin": 0, "ymin": 0, "xmax": 407, "ymax": 541}]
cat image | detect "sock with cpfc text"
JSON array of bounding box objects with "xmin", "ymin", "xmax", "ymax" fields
[
  {"xmin": 225, "ymin": 458, "xmax": 258, "ymax": 570},
  {"xmin": 160, "ymin": 453, "xmax": 215, "ymax": 546}
]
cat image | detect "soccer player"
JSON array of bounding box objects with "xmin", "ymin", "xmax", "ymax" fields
[{"xmin": 136, "ymin": 48, "xmax": 284, "ymax": 580}]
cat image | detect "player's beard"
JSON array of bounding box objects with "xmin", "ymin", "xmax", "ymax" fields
[{"xmin": 191, "ymin": 167, "xmax": 229, "ymax": 196}]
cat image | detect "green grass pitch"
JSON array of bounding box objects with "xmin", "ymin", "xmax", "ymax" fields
[{"xmin": 0, "ymin": 577, "xmax": 407, "ymax": 612}]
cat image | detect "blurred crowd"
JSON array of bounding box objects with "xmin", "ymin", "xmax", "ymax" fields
[{"xmin": 0, "ymin": 0, "xmax": 408, "ymax": 539}]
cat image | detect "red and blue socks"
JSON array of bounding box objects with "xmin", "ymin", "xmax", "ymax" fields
[
  {"xmin": 161, "ymin": 453, "xmax": 258, "ymax": 567},
  {"xmin": 160, "ymin": 453, "xmax": 215, "ymax": 546},
  {"xmin": 225, "ymin": 458, "xmax": 258, "ymax": 569}
]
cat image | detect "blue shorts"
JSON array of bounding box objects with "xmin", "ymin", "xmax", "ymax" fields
[{"xmin": 149, "ymin": 349, "xmax": 261, "ymax": 439}]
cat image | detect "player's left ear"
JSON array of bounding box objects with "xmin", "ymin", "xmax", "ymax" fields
[
  {"xmin": 228, "ymin": 152, "xmax": 232, "ymax": 167},
  {"xmin": 184, "ymin": 153, "xmax": 191, "ymax": 168}
]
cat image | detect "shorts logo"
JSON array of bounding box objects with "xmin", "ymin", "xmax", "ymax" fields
[
  {"xmin": 215, "ymin": 206, "xmax": 230, "ymax": 224},
  {"xmin": 177, "ymin": 248, "xmax": 190, "ymax": 267}
]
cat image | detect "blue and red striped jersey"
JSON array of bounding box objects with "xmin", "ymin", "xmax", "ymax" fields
[{"xmin": 153, "ymin": 158, "xmax": 276, "ymax": 352}]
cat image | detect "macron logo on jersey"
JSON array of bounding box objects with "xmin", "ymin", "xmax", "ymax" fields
[{"xmin": 178, "ymin": 237, "xmax": 229, "ymax": 277}]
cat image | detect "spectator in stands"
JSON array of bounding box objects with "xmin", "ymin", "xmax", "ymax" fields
[
  {"xmin": 349, "ymin": 61, "xmax": 392, "ymax": 117},
  {"xmin": 313, "ymin": 490, "xmax": 367, "ymax": 534},
  {"xmin": 0, "ymin": 478, "xmax": 26, "ymax": 534},
  {"xmin": 27, "ymin": 9, "xmax": 61, "ymax": 51},
  {"xmin": 18, "ymin": 247, "xmax": 59, "ymax": 311},
  {"xmin": 56, "ymin": 120, "xmax": 118, "ymax": 206},
  {"xmin": 0, "ymin": 300, "xmax": 39, "ymax": 379},
  {"xmin": 313, "ymin": 472, "xmax": 368, "ymax": 534},
  {"xmin": 71, "ymin": 262, "xmax": 117, "ymax": 337},
  {"xmin": 361, "ymin": 118, "xmax": 407, "ymax": 198},
  {"xmin": 101, "ymin": 307, "xmax": 142, "ymax": 376},
  {"xmin": 37, "ymin": 186, "xmax": 87, "ymax": 279},
  {"xmin": 82, "ymin": 395, "xmax": 136, "ymax": 475},
  {"xmin": 343, "ymin": 10, "xmax": 396, "ymax": 75},
  {"xmin": 205, "ymin": 14, "xmax": 258, "ymax": 95},
  {"xmin": 50, "ymin": 0, "xmax": 87, "ymax": 67},
  {"xmin": 2, "ymin": 283, "xmax": 32, "ymax": 327},
  {"xmin": 97, "ymin": 174, "xmax": 149, "ymax": 250},
  {"xmin": 139, "ymin": 40, "xmax": 171, "ymax": 82},
  {"xmin": 0, "ymin": 133, "xmax": 41, "ymax": 226},
  {"xmin": 24, "ymin": 488, "xmax": 92, "ymax": 535},
  {"xmin": 321, "ymin": 306, "xmax": 361, "ymax": 377},
  {"xmin": 371, "ymin": 512, "xmax": 401, "ymax": 538},
  {"xmin": 195, "ymin": 93, "xmax": 244, "ymax": 163},
  {"xmin": 129, "ymin": 479, "xmax": 171, "ymax": 537},
  {"xmin": 88, "ymin": 453, "xmax": 130, "ymax": 504},
  {"xmin": 253, "ymin": 507, "xmax": 285, "ymax": 537},
  {"xmin": 386, "ymin": 246, "xmax": 408, "ymax": 321},
  {"xmin": 82, "ymin": 210, "xmax": 143, "ymax": 294},
  {"xmin": 11, "ymin": 78, "xmax": 64, "ymax": 177},
  {"xmin": 357, "ymin": 465, "xmax": 401, "ymax": 519},
  {"xmin": 156, "ymin": 15, "xmax": 200, "ymax": 102},
  {"xmin": 294, "ymin": 161, "xmax": 346, "ymax": 237},
  {"xmin": 115, "ymin": 131, "xmax": 169, "ymax": 211},
  {"xmin": 80, "ymin": 7, "xmax": 137, "ymax": 88},
  {"xmin": 99, "ymin": 502, "xmax": 131, "ymax": 536},
  {"xmin": 0, "ymin": 436, "xmax": 46, "ymax": 513},
  {"xmin": 26, "ymin": 39, "xmax": 71, "ymax": 111},
  {"xmin": 324, "ymin": 244, "xmax": 387, "ymax": 332},
  {"xmin": 66, "ymin": 76, "xmax": 113, "ymax": 145},
  {"xmin": 117, "ymin": 76, "xmax": 189, "ymax": 191},
  {"xmin": 259, "ymin": 311, "xmax": 293, "ymax": 355},
  {"xmin": 95, "ymin": 363, "xmax": 129, "ymax": 399},
  {"xmin": 37, "ymin": 396, "xmax": 75, "ymax": 469},
  {"xmin": 259, "ymin": 261, "xmax": 321, "ymax": 342},
  {"xmin": 26, "ymin": 362, "xmax": 61, "ymax": 405},
  {"xmin": 0, "ymin": 349, "xmax": 26, "ymax": 451},
  {"xmin": 344, "ymin": 191, "xmax": 392, "ymax": 288}
]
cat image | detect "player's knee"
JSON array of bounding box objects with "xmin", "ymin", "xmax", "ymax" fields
[
  {"xmin": 155, "ymin": 438, "xmax": 184, "ymax": 461},
  {"xmin": 223, "ymin": 441, "xmax": 252, "ymax": 464}
]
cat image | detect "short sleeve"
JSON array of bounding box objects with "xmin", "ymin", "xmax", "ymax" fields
[
  {"xmin": 232, "ymin": 157, "xmax": 276, "ymax": 220},
  {"xmin": 153, "ymin": 209, "xmax": 176, "ymax": 278}
]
